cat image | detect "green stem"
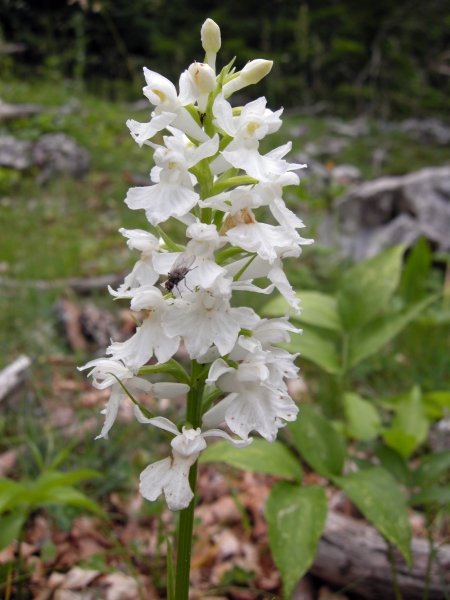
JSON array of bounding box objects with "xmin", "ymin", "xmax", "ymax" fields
[
  {"xmin": 174, "ymin": 360, "xmax": 205, "ymax": 600},
  {"xmin": 387, "ymin": 541, "xmax": 403, "ymax": 600}
]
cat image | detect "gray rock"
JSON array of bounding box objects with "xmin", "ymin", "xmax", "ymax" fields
[
  {"xmin": 328, "ymin": 117, "xmax": 370, "ymax": 138},
  {"xmin": 0, "ymin": 100, "xmax": 45, "ymax": 121},
  {"xmin": 326, "ymin": 166, "xmax": 450, "ymax": 260},
  {"xmin": 400, "ymin": 118, "xmax": 450, "ymax": 145},
  {"xmin": 304, "ymin": 136, "xmax": 349, "ymax": 157},
  {"xmin": 331, "ymin": 164, "xmax": 362, "ymax": 185},
  {"xmin": 0, "ymin": 136, "xmax": 33, "ymax": 169},
  {"xmin": 32, "ymin": 133, "xmax": 90, "ymax": 182}
]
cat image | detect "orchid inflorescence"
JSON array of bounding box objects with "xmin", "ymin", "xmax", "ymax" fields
[{"xmin": 79, "ymin": 18, "xmax": 312, "ymax": 513}]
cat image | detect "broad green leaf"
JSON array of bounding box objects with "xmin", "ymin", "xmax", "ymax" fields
[
  {"xmin": 0, "ymin": 479, "xmax": 28, "ymax": 513},
  {"xmin": 35, "ymin": 470, "xmax": 102, "ymax": 491},
  {"xmin": 288, "ymin": 406, "xmax": 346, "ymax": 478},
  {"xmin": 384, "ymin": 386, "xmax": 429, "ymax": 456},
  {"xmin": 412, "ymin": 451, "xmax": 450, "ymax": 487},
  {"xmin": 334, "ymin": 468, "xmax": 411, "ymax": 565},
  {"xmin": 344, "ymin": 393, "xmax": 381, "ymax": 440},
  {"xmin": 422, "ymin": 391, "xmax": 450, "ymax": 420},
  {"xmin": 399, "ymin": 237, "xmax": 432, "ymax": 303},
  {"xmin": 409, "ymin": 486, "xmax": 450, "ymax": 507},
  {"xmin": 200, "ymin": 438, "xmax": 303, "ymax": 482},
  {"xmin": 287, "ymin": 329, "xmax": 341, "ymax": 375},
  {"xmin": 348, "ymin": 296, "xmax": 435, "ymax": 368},
  {"xmin": 264, "ymin": 292, "xmax": 343, "ymax": 331},
  {"xmin": 383, "ymin": 431, "xmax": 417, "ymax": 459},
  {"xmin": 0, "ymin": 510, "xmax": 27, "ymax": 551},
  {"xmin": 337, "ymin": 245, "xmax": 405, "ymax": 330},
  {"xmin": 39, "ymin": 486, "xmax": 107, "ymax": 518},
  {"xmin": 265, "ymin": 483, "xmax": 327, "ymax": 600},
  {"xmin": 372, "ymin": 443, "xmax": 411, "ymax": 487}
]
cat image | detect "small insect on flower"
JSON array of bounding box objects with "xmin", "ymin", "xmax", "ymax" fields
[{"xmin": 164, "ymin": 253, "xmax": 197, "ymax": 295}]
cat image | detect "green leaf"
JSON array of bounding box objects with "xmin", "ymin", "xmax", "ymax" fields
[
  {"xmin": 334, "ymin": 468, "xmax": 411, "ymax": 566},
  {"xmin": 383, "ymin": 386, "xmax": 429, "ymax": 457},
  {"xmin": 288, "ymin": 405, "xmax": 346, "ymax": 478},
  {"xmin": 422, "ymin": 391, "xmax": 450, "ymax": 420},
  {"xmin": 38, "ymin": 486, "xmax": 107, "ymax": 518},
  {"xmin": 337, "ymin": 245, "xmax": 405, "ymax": 330},
  {"xmin": 265, "ymin": 483, "xmax": 327, "ymax": 600},
  {"xmin": 287, "ymin": 329, "xmax": 341, "ymax": 375},
  {"xmin": 199, "ymin": 438, "xmax": 303, "ymax": 482},
  {"xmin": 0, "ymin": 479, "xmax": 28, "ymax": 513},
  {"xmin": 399, "ymin": 237, "xmax": 432, "ymax": 303},
  {"xmin": 409, "ymin": 486, "xmax": 450, "ymax": 507},
  {"xmin": 344, "ymin": 393, "xmax": 381, "ymax": 440},
  {"xmin": 383, "ymin": 431, "xmax": 418, "ymax": 459},
  {"xmin": 264, "ymin": 291, "xmax": 343, "ymax": 331},
  {"xmin": 372, "ymin": 443, "xmax": 411, "ymax": 487},
  {"xmin": 0, "ymin": 510, "xmax": 27, "ymax": 551},
  {"xmin": 412, "ymin": 451, "xmax": 450, "ymax": 487},
  {"xmin": 34, "ymin": 470, "xmax": 102, "ymax": 491},
  {"xmin": 348, "ymin": 296, "xmax": 436, "ymax": 368}
]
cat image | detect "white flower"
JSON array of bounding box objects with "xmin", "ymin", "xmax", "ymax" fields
[
  {"xmin": 111, "ymin": 228, "xmax": 161, "ymax": 294},
  {"xmin": 203, "ymin": 353, "xmax": 299, "ymax": 442},
  {"xmin": 137, "ymin": 416, "xmax": 251, "ymax": 510},
  {"xmin": 162, "ymin": 282, "xmax": 241, "ymax": 359},
  {"xmin": 78, "ymin": 359, "xmax": 189, "ymax": 440},
  {"xmin": 126, "ymin": 68, "xmax": 209, "ymax": 145},
  {"xmin": 210, "ymin": 95, "xmax": 294, "ymax": 182},
  {"xmin": 107, "ymin": 286, "xmax": 180, "ymax": 370},
  {"xmin": 125, "ymin": 132, "xmax": 219, "ymax": 226}
]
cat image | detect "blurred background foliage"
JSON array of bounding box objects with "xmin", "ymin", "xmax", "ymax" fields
[{"xmin": 1, "ymin": 0, "xmax": 450, "ymax": 117}]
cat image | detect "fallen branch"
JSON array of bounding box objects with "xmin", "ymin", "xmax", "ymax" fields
[
  {"xmin": 0, "ymin": 273, "xmax": 125, "ymax": 294},
  {"xmin": 310, "ymin": 510, "xmax": 450, "ymax": 600},
  {"xmin": 0, "ymin": 355, "xmax": 32, "ymax": 402}
]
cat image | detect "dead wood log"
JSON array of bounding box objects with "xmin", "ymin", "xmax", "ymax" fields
[
  {"xmin": 310, "ymin": 510, "xmax": 450, "ymax": 600},
  {"xmin": 0, "ymin": 355, "xmax": 32, "ymax": 402},
  {"xmin": 0, "ymin": 273, "xmax": 125, "ymax": 294}
]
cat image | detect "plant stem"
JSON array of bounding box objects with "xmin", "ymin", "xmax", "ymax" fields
[
  {"xmin": 174, "ymin": 360, "xmax": 205, "ymax": 600},
  {"xmin": 387, "ymin": 541, "xmax": 403, "ymax": 600}
]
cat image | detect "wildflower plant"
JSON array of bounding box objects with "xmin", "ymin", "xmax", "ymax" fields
[{"xmin": 80, "ymin": 18, "xmax": 311, "ymax": 600}]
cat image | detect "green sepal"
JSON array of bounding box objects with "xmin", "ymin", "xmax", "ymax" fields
[
  {"xmin": 156, "ymin": 226, "xmax": 186, "ymax": 252},
  {"xmin": 215, "ymin": 246, "xmax": 246, "ymax": 265},
  {"xmin": 233, "ymin": 254, "xmax": 257, "ymax": 281},
  {"xmin": 139, "ymin": 358, "xmax": 191, "ymax": 387},
  {"xmin": 239, "ymin": 328, "xmax": 253, "ymax": 337},
  {"xmin": 212, "ymin": 175, "xmax": 258, "ymax": 195},
  {"xmin": 107, "ymin": 373, "xmax": 155, "ymax": 419},
  {"xmin": 214, "ymin": 167, "xmax": 239, "ymax": 185},
  {"xmin": 183, "ymin": 104, "xmax": 202, "ymax": 128},
  {"xmin": 130, "ymin": 314, "xmax": 142, "ymax": 327},
  {"xmin": 201, "ymin": 387, "xmax": 223, "ymax": 415}
]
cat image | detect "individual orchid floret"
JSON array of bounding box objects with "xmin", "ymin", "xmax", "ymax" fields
[
  {"xmin": 188, "ymin": 62, "xmax": 216, "ymax": 111},
  {"xmin": 153, "ymin": 221, "xmax": 226, "ymax": 292},
  {"xmin": 78, "ymin": 358, "xmax": 189, "ymax": 440},
  {"xmin": 112, "ymin": 228, "xmax": 161, "ymax": 294},
  {"xmin": 125, "ymin": 132, "xmax": 219, "ymax": 226},
  {"xmin": 203, "ymin": 352, "xmax": 299, "ymax": 442},
  {"xmin": 201, "ymin": 18, "xmax": 221, "ymax": 73},
  {"xmin": 126, "ymin": 67, "xmax": 209, "ymax": 146},
  {"xmin": 107, "ymin": 286, "xmax": 180, "ymax": 370},
  {"xmin": 161, "ymin": 282, "xmax": 241, "ymax": 360},
  {"xmin": 222, "ymin": 59, "xmax": 273, "ymax": 97},
  {"xmin": 210, "ymin": 95, "xmax": 293, "ymax": 182},
  {"xmin": 137, "ymin": 416, "xmax": 251, "ymax": 510}
]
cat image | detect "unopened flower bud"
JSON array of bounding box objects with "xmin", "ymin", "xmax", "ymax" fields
[
  {"xmin": 188, "ymin": 62, "xmax": 216, "ymax": 94},
  {"xmin": 201, "ymin": 19, "xmax": 221, "ymax": 54},
  {"xmin": 222, "ymin": 59, "xmax": 273, "ymax": 96},
  {"xmin": 201, "ymin": 18, "xmax": 221, "ymax": 72}
]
